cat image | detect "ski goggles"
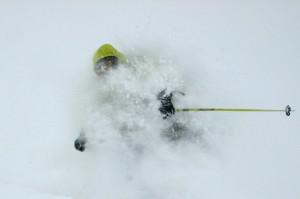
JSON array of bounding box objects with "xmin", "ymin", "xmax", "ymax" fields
[{"xmin": 94, "ymin": 56, "xmax": 119, "ymax": 75}]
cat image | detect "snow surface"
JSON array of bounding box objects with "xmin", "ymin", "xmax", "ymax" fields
[
  {"xmin": 0, "ymin": 1, "xmax": 299, "ymax": 199},
  {"xmin": 0, "ymin": 182, "xmax": 71, "ymax": 199}
]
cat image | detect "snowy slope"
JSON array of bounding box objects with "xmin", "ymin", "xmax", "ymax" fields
[
  {"xmin": 0, "ymin": 1, "xmax": 299, "ymax": 199},
  {"xmin": 0, "ymin": 182, "xmax": 71, "ymax": 199}
]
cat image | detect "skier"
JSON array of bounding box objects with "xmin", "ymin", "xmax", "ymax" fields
[{"xmin": 74, "ymin": 44, "xmax": 177, "ymax": 152}]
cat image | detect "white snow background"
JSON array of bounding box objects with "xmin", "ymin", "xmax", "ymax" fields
[{"xmin": 0, "ymin": 1, "xmax": 299, "ymax": 199}]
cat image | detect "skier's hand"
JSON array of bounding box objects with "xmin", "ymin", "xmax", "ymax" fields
[
  {"xmin": 74, "ymin": 135, "xmax": 86, "ymax": 152},
  {"xmin": 157, "ymin": 90, "xmax": 176, "ymax": 119}
]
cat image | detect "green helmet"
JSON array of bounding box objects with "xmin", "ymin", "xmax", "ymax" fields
[{"xmin": 93, "ymin": 43, "xmax": 127, "ymax": 66}]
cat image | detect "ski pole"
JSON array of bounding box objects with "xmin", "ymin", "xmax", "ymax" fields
[{"xmin": 176, "ymin": 105, "xmax": 294, "ymax": 117}]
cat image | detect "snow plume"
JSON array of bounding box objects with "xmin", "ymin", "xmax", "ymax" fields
[
  {"xmin": 70, "ymin": 56, "xmax": 219, "ymax": 199},
  {"xmin": 1, "ymin": 1, "xmax": 299, "ymax": 199}
]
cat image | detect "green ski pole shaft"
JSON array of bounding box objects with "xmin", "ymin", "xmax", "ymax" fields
[{"xmin": 175, "ymin": 105, "xmax": 294, "ymax": 116}]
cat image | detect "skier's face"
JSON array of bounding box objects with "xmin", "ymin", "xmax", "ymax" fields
[{"xmin": 94, "ymin": 56, "xmax": 118, "ymax": 76}]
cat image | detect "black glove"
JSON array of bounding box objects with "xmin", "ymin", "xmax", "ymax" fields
[
  {"xmin": 74, "ymin": 139, "xmax": 86, "ymax": 152},
  {"xmin": 74, "ymin": 133, "xmax": 87, "ymax": 152},
  {"xmin": 157, "ymin": 89, "xmax": 175, "ymax": 119}
]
